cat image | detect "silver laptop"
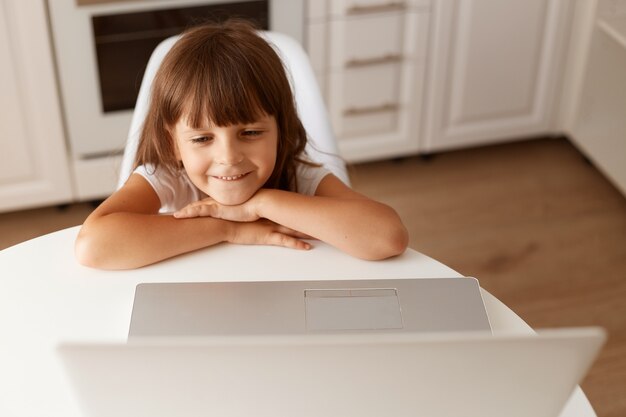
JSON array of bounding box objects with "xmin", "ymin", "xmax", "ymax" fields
[
  {"xmin": 128, "ymin": 278, "xmax": 492, "ymax": 338},
  {"xmin": 58, "ymin": 328, "xmax": 606, "ymax": 417}
]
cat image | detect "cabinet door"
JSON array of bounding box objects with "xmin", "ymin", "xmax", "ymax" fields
[
  {"xmin": 567, "ymin": 0, "xmax": 626, "ymax": 196},
  {"xmin": 422, "ymin": 0, "xmax": 572, "ymax": 152},
  {"xmin": 0, "ymin": 1, "xmax": 72, "ymax": 212}
]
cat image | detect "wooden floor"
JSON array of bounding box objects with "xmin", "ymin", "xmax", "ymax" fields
[{"xmin": 1, "ymin": 137, "xmax": 625, "ymax": 417}]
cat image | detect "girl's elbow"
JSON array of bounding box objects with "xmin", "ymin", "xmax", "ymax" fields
[
  {"xmin": 75, "ymin": 228, "xmax": 149, "ymax": 270},
  {"xmin": 75, "ymin": 228, "xmax": 117, "ymax": 269},
  {"xmin": 391, "ymin": 226, "xmax": 410, "ymax": 256},
  {"xmin": 378, "ymin": 209, "xmax": 409, "ymax": 259},
  {"xmin": 359, "ymin": 225, "xmax": 409, "ymax": 261},
  {"xmin": 381, "ymin": 226, "xmax": 409, "ymax": 259},
  {"xmin": 74, "ymin": 231, "xmax": 99, "ymax": 268}
]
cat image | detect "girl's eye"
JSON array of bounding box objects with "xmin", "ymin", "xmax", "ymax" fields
[
  {"xmin": 242, "ymin": 130, "xmax": 263, "ymax": 138},
  {"xmin": 190, "ymin": 136, "xmax": 211, "ymax": 144}
]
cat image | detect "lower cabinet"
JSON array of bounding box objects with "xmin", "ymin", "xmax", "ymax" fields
[
  {"xmin": 568, "ymin": 1, "xmax": 626, "ymax": 195},
  {"xmin": 421, "ymin": 0, "xmax": 573, "ymax": 153},
  {"xmin": 0, "ymin": 1, "xmax": 73, "ymax": 212},
  {"xmin": 308, "ymin": 1, "xmax": 432, "ymax": 163},
  {"xmin": 308, "ymin": 0, "xmax": 574, "ymax": 161}
]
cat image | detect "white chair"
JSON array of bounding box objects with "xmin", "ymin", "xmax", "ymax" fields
[{"xmin": 117, "ymin": 31, "xmax": 349, "ymax": 190}]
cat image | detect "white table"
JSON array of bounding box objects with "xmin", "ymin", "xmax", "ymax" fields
[{"xmin": 0, "ymin": 226, "xmax": 596, "ymax": 417}]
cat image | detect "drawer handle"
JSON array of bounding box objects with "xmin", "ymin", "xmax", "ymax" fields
[
  {"xmin": 347, "ymin": 2, "xmax": 406, "ymax": 15},
  {"xmin": 344, "ymin": 103, "xmax": 398, "ymax": 116},
  {"xmin": 346, "ymin": 54, "xmax": 403, "ymax": 68}
]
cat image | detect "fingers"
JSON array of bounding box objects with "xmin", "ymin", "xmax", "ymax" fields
[
  {"xmin": 173, "ymin": 205, "xmax": 212, "ymax": 218},
  {"xmin": 173, "ymin": 199, "xmax": 217, "ymax": 219},
  {"xmin": 255, "ymin": 220, "xmax": 313, "ymax": 240},
  {"xmin": 174, "ymin": 198, "xmax": 258, "ymax": 222},
  {"xmin": 274, "ymin": 225, "xmax": 314, "ymax": 240},
  {"xmin": 229, "ymin": 220, "xmax": 311, "ymax": 251},
  {"xmin": 266, "ymin": 232, "xmax": 311, "ymax": 251}
]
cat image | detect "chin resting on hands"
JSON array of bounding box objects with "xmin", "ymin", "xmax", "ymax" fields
[{"xmin": 173, "ymin": 195, "xmax": 261, "ymax": 222}]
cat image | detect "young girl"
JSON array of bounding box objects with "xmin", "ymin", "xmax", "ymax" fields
[{"xmin": 75, "ymin": 20, "xmax": 408, "ymax": 270}]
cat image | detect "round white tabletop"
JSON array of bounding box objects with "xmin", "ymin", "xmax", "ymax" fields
[{"xmin": 0, "ymin": 226, "xmax": 596, "ymax": 417}]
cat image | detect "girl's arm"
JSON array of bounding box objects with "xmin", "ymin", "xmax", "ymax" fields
[
  {"xmin": 75, "ymin": 174, "xmax": 309, "ymax": 270},
  {"xmin": 257, "ymin": 175, "xmax": 409, "ymax": 260},
  {"xmin": 175, "ymin": 174, "xmax": 409, "ymax": 260}
]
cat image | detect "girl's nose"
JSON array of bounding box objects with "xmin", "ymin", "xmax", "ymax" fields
[{"xmin": 215, "ymin": 138, "xmax": 244, "ymax": 166}]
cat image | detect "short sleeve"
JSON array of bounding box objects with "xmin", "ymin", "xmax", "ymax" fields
[
  {"xmin": 296, "ymin": 163, "xmax": 332, "ymax": 196},
  {"xmin": 133, "ymin": 164, "xmax": 204, "ymax": 213}
]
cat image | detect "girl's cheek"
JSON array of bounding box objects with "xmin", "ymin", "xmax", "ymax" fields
[
  {"xmin": 186, "ymin": 159, "xmax": 206, "ymax": 175},
  {"xmin": 179, "ymin": 152, "xmax": 204, "ymax": 174}
]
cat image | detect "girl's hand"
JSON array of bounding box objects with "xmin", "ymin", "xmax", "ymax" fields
[
  {"xmin": 174, "ymin": 195, "xmax": 261, "ymax": 222},
  {"xmin": 228, "ymin": 219, "xmax": 311, "ymax": 250}
]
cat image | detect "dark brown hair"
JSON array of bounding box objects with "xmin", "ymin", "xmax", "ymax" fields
[{"xmin": 134, "ymin": 19, "xmax": 310, "ymax": 191}]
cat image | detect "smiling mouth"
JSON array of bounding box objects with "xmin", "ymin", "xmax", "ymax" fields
[{"xmin": 213, "ymin": 173, "xmax": 249, "ymax": 181}]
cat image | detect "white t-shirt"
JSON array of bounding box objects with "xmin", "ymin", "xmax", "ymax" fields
[{"xmin": 134, "ymin": 163, "xmax": 331, "ymax": 213}]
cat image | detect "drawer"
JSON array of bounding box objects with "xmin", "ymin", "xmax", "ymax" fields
[
  {"xmin": 333, "ymin": 109, "xmax": 403, "ymax": 138},
  {"xmin": 329, "ymin": 0, "xmax": 430, "ymax": 17},
  {"xmin": 328, "ymin": 61, "xmax": 424, "ymax": 138},
  {"xmin": 329, "ymin": 62, "xmax": 402, "ymax": 110},
  {"xmin": 329, "ymin": 12, "xmax": 406, "ymax": 69},
  {"xmin": 328, "ymin": 11, "xmax": 430, "ymax": 69}
]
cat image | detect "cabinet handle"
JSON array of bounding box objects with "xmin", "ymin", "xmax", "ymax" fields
[
  {"xmin": 347, "ymin": 2, "xmax": 406, "ymax": 15},
  {"xmin": 346, "ymin": 54, "xmax": 403, "ymax": 68},
  {"xmin": 343, "ymin": 103, "xmax": 398, "ymax": 116}
]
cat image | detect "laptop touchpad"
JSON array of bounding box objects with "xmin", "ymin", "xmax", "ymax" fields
[{"xmin": 305, "ymin": 288, "xmax": 403, "ymax": 331}]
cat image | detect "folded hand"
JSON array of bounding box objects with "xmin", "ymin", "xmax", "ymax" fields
[
  {"xmin": 174, "ymin": 196, "xmax": 259, "ymax": 222},
  {"xmin": 229, "ymin": 219, "xmax": 311, "ymax": 250}
]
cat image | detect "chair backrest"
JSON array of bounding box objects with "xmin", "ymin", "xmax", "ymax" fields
[{"xmin": 117, "ymin": 31, "xmax": 349, "ymax": 190}]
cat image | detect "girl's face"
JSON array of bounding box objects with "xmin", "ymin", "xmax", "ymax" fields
[{"xmin": 172, "ymin": 114, "xmax": 278, "ymax": 205}]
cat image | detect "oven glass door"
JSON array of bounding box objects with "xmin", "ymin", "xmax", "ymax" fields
[
  {"xmin": 47, "ymin": 0, "xmax": 303, "ymax": 158},
  {"xmin": 93, "ymin": 1, "xmax": 268, "ymax": 113}
]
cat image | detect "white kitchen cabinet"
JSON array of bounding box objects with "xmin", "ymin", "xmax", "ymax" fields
[
  {"xmin": 307, "ymin": 0, "xmax": 432, "ymax": 162},
  {"xmin": 421, "ymin": 0, "xmax": 573, "ymax": 153},
  {"xmin": 0, "ymin": 0, "xmax": 73, "ymax": 212},
  {"xmin": 564, "ymin": 0, "xmax": 626, "ymax": 195},
  {"xmin": 1, "ymin": 0, "xmax": 620, "ymax": 212}
]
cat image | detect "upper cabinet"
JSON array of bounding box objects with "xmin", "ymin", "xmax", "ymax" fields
[
  {"xmin": 421, "ymin": 0, "xmax": 573, "ymax": 152},
  {"xmin": 307, "ymin": 0, "xmax": 432, "ymax": 162},
  {"xmin": 0, "ymin": 1, "xmax": 73, "ymax": 212}
]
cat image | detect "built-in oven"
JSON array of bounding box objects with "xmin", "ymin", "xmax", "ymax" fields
[{"xmin": 46, "ymin": 0, "xmax": 305, "ymax": 199}]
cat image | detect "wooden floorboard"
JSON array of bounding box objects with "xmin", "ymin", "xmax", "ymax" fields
[
  {"xmin": 1, "ymin": 137, "xmax": 624, "ymax": 417},
  {"xmin": 350, "ymin": 137, "xmax": 626, "ymax": 417}
]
